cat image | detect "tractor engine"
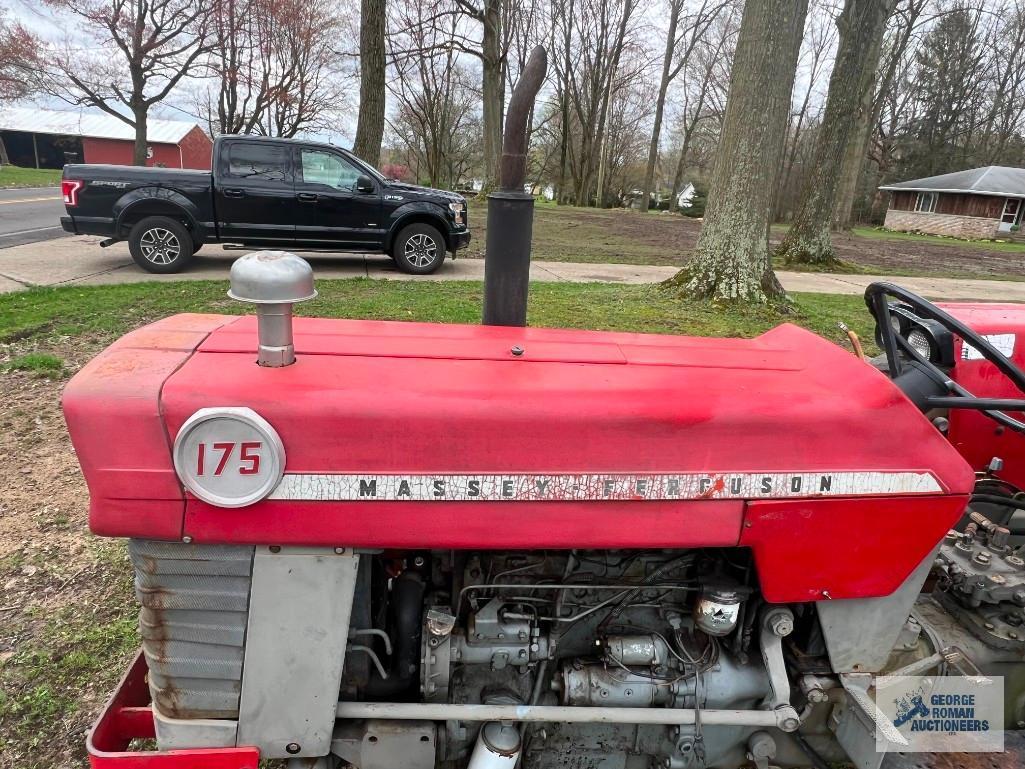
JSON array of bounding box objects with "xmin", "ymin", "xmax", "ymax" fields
[
  {"xmin": 342, "ymin": 549, "xmax": 769, "ymax": 769},
  {"xmin": 65, "ymin": 254, "xmax": 1025, "ymax": 769}
]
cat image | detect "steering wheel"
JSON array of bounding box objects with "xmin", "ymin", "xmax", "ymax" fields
[{"xmin": 864, "ymin": 282, "xmax": 1025, "ymax": 433}]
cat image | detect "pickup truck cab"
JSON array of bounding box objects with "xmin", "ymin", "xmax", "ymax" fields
[{"xmin": 60, "ymin": 135, "xmax": 470, "ymax": 274}]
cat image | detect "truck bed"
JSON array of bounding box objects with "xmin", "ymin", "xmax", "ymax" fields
[{"xmin": 61, "ymin": 163, "xmax": 215, "ymax": 240}]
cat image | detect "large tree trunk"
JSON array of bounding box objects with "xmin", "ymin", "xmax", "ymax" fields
[
  {"xmin": 0, "ymin": 134, "xmax": 9, "ymax": 166},
  {"xmin": 831, "ymin": 69, "xmax": 876, "ymax": 231},
  {"xmin": 132, "ymin": 107, "xmax": 148, "ymax": 166},
  {"xmin": 775, "ymin": 0, "xmax": 895, "ymax": 265},
  {"xmin": 833, "ymin": 0, "xmax": 924, "ymax": 230},
  {"xmin": 353, "ymin": 0, "xmax": 386, "ymax": 166},
  {"xmin": 640, "ymin": 0, "xmax": 682, "ymax": 213},
  {"xmin": 480, "ymin": 0, "xmax": 504, "ymax": 192},
  {"xmin": 672, "ymin": 0, "xmax": 808, "ymax": 302}
]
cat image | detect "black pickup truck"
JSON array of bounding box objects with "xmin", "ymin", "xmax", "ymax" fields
[{"xmin": 60, "ymin": 135, "xmax": 470, "ymax": 274}]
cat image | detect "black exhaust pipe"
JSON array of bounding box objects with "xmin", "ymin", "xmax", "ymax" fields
[{"xmin": 482, "ymin": 45, "xmax": 548, "ymax": 328}]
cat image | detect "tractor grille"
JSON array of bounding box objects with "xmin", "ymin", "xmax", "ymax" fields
[{"xmin": 129, "ymin": 539, "xmax": 255, "ymax": 719}]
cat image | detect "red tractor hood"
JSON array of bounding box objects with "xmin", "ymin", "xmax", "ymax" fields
[{"xmin": 64, "ymin": 314, "xmax": 974, "ymax": 602}]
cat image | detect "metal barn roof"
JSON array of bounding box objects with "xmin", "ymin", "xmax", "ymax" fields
[
  {"xmin": 0, "ymin": 106, "xmax": 201, "ymax": 144},
  {"xmin": 879, "ymin": 166, "xmax": 1025, "ymax": 198}
]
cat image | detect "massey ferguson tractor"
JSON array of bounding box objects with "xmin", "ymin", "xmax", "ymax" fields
[{"xmin": 64, "ymin": 50, "xmax": 1025, "ymax": 769}]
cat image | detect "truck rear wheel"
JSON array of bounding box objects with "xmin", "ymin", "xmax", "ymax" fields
[
  {"xmin": 391, "ymin": 223, "xmax": 446, "ymax": 274},
  {"xmin": 128, "ymin": 216, "xmax": 195, "ymax": 274}
]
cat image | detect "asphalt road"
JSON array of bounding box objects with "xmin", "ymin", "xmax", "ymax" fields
[{"xmin": 0, "ymin": 186, "xmax": 67, "ymax": 249}]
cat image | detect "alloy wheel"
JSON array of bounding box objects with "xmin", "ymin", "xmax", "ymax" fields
[
  {"xmin": 139, "ymin": 228, "xmax": 181, "ymax": 265},
  {"xmin": 404, "ymin": 233, "xmax": 438, "ymax": 268}
]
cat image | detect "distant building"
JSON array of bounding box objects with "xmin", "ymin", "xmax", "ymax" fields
[
  {"xmin": 625, "ymin": 183, "xmax": 695, "ymax": 210},
  {"xmin": 879, "ymin": 166, "xmax": 1025, "ymax": 239},
  {"xmin": 0, "ymin": 106, "xmax": 212, "ymax": 170},
  {"xmin": 676, "ymin": 182, "xmax": 696, "ymax": 209}
]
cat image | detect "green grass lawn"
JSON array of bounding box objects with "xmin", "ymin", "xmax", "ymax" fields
[
  {"xmin": 0, "ymin": 278, "xmax": 877, "ymax": 351},
  {"xmin": 0, "ymin": 165, "xmax": 62, "ymax": 188},
  {"xmin": 850, "ymin": 225, "xmax": 1025, "ymax": 253}
]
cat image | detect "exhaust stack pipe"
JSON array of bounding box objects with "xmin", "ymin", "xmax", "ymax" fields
[
  {"xmin": 482, "ymin": 45, "xmax": 548, "ymax": 327},
  {"xmin": 228, "ymin": 251, "xmax": 317, "ymax": 367}
]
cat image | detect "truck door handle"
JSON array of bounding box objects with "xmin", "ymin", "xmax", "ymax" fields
[
  {"xmin": 223, "ymin": 188, "xmax": 245, "ymax": 198},
  {"xmin": 297, "ymin": 193, "xmax": 318, "ymax": 203}
]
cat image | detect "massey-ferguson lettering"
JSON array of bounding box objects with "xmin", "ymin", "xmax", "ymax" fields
[{"xmin": 65, "ymin": 253, "xmax": 1025, "ymax": 769}]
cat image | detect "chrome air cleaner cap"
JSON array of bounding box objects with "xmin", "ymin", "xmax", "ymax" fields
[{"xmin": 228, "ymin": 251, "xmax": 317, "ymax": 304}]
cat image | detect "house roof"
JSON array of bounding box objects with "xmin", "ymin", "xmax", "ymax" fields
[
  {"xmin": 0, "ymin": 106, "xmax": 202, "ymax": 145},
  {"xmin": 879, "ymin": 166, "xmax": 1025, "ymax": 198}
]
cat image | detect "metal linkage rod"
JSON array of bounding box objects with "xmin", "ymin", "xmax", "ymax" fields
[{"xmin": 335, "ymin": 702, "xmax": 784, "ymax": 729}]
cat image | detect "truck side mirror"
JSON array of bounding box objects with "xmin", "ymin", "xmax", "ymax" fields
[{"xmin": 355, "ymin": 175, "xmax": 375, "ymax": 194}]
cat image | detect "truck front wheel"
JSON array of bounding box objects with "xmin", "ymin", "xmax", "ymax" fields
[
  {"xmin": 128, "ymin": 216, "xmax": 195, "ymax": 274},
  {"xmin": 391, "ymin": 223, "xmax": 446, "ymax": 274}
]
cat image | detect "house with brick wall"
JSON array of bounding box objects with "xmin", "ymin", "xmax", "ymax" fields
[{"xmin": 879, "ymin": 166, "xmax": 1025, "ymax": 239}]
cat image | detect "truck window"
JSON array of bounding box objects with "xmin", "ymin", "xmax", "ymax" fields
[
  {"xmin": 227, "ymin": 143, "xmax": 289, "ymax": 182},
  {"xmin": 300, "ymin": 149, "xmax": 362, "ymax": 191}
]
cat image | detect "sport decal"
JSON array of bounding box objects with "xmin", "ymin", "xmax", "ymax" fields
[{"xmin": 267, "ymin": 471, "xmax": 943, "ymax": 502}]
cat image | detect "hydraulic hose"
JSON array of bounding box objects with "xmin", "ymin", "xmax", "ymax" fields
[{"xmin": 971, "ymin": 493, "xmax": 1025, "ymax": 512}]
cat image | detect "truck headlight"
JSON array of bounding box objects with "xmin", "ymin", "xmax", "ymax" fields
[{"xmin": 449, "ymin": 201, "xmax": 465, "ymax": 226}]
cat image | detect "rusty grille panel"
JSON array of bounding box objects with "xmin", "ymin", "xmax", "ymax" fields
[{"xmin": 129, "ymin": 539, "xmax": 255, "ymax": 719}]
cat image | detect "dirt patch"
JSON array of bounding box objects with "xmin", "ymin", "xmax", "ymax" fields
[
  {"xmin": 0, "ymin": 337, "xmax": 137, "ymax": 769},
  {"xmin": 823, "ymin": 230, "xmax": 1025, "ymax": 279},
  {"xmin": 465, "ymin": 206, "xmax": 694, "ymax": 267},
  {"xmin": 0, "ymin": 372, "xmax": 84, "ymax": 557}
]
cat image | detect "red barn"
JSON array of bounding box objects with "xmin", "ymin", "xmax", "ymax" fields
[{"xmin": 0, "ymin": 106, "xmax": 211, "ymax": 170}]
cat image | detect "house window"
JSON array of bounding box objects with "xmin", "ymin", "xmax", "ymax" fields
[{"xmin": 914, "ymin": 192, "xmax": 938, "ymax": 213}]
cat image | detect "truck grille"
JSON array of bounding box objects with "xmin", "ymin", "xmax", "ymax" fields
[{"xmin": 129, "ymin": 540, "xmax": 254, "ymax": 719}]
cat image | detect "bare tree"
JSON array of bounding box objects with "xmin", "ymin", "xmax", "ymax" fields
[
  {"xmin": 422, "ymin": 0, "xmax": 506, "ymax": 190},
  {"xmin": 204, "ymin": 0, "xmax": 343, "ymax": 139},
  {"xmin": 0, "ymin": 6, "xmax": 37, "ymax": 165},
  {"xmin": 978, "ymin": 2, "xmax": 1025, "ymax": 163},
  {"xmin": 260, "ymin": 0, "xmax": 342, "ymax": 137},
  {"xmin": 776, "ymin": 0, "xmax": 896, "ymax": 265},
  {"xmin": 549, "ymin": 0, "xmax": 575, "ymax": 202},
  {"xmin": 353, "ymin": 0, "xmax": 387, "ymax": 164},
  {"xmin": 0, "ymin": 7, "xmax": 34, "ymax": 103},
  {"xmin": 639, "ymin": 0, "xmax": 724, "ymax": 212},
  {"xmin": 36, "ymin": 0, "xmax": 215, "ymax": 165},
  {"xmin": 667, "ymin": 7, "xmax": 738, "ymax": 211},
  {"xmin": 669, "ymin": 0, "xmax": 809, "ymax": 302},
  {"xmin": 390, "ymin": 1, "xmax": 480, "ymax": 187},
  {"xmin": 558, "ymin": 0, "xmax": 641, "ymax": 206},
  {"xmin": 206, "ymin": 0, "xmax": 265, "ymax": 135}
]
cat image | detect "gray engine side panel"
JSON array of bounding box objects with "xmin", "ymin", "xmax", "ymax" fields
[
  {"xmin": 237, "ymin": 546, "xmax": 360, "ymax": 759},
  {"xmin": 816, "ymin": 544, "xmax": 939, "ymax": 672},
  {"xmin": 129, "ymin": 539, "xmax": 255, "ymax": 721}
]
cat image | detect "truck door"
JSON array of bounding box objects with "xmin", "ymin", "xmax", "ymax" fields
[
  {"xmin": 292, "ymin": 147, "xmax": 383, "ymax": 247},
  {"xmin": 215, "ymin": 141, "xmax": 295, "ymax": 244}
]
